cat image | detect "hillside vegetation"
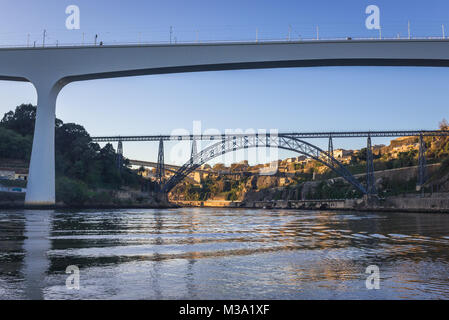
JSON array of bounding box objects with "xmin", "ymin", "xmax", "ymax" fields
[{"xmin": 0, "ymin": 104, "xmax": 147, "ymax": 205}]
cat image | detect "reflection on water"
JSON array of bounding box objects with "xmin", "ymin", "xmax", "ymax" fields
[
  {"xmin": 22, "ymin": 211, "xmax": 51, "ymax": 300},
  {"xmin": 1, "ymin": 208, "xmax": 449, "ymax": 299}
]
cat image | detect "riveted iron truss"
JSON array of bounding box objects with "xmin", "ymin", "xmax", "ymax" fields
[
  {"xmin": 92, "ymin": 130, "xmax": 449, "ymax": 143},
  {"xmin": 162, "ymin": 135, "xmax": 367, "ymax": 194},
  {"xmin": 156, "ymin": 139, "xmax": 165, "ymax": 183}
]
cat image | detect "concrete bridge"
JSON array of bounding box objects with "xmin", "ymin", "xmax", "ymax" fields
[{"xmin": 2, "ymin": 39, "xmax": 449, "ymax": 205}]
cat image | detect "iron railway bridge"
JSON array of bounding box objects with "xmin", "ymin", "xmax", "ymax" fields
[{"xmin": 92, "ymin": 130, "xmax": 449, "ymax": 196}]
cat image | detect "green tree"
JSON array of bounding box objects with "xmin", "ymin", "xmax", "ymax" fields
[
  {"xmin": 0, "ymin": 104, "xmax": 62, "ymax": 136},
  {"xmin": 0, "ymin": 127, "xmax": 32, "ymax": 160},
  {"xmin": 1, "ymin": 104, "xmax": 145, "ymax": 205}
]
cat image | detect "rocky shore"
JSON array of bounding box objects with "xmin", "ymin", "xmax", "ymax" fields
[{"xmin": 172, "ymin": 194, "xmax": 449, "ymax": 214}]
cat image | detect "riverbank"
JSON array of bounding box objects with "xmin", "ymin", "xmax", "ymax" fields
[
  {"xmin": 0, "ymin": 191, "xmax": 177, "ymax": 210},
  {"xmin": 172, "ymin": 194, "xmax": 449, "ymax": 213},
  {"xmin": 0, "ymin": 184, "xmax": 181, "ymax": 210},
  {"xmin": 0, "ymin": 203, "xmax": 178, "ymax": 210},
  {"xmin": 3, "ymin": 192, "xmax": 449, "ymax": 213}
]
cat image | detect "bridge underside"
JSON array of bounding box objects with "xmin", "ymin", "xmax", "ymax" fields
[{"xmin": 57, "ymin": 58, "xmax": 449, "ymax": 83}]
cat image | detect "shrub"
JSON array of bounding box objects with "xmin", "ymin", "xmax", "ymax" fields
[{"xmin": 56, "ymin": 177, "xmax": 90, "ymax": 205}]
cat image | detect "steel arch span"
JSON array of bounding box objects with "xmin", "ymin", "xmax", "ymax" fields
[{"xmin": 162, "ymin": 135, "xmax": 367, "ymax": 194}]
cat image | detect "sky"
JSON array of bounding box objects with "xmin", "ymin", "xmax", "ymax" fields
[{"xmin": 0, "ymin": 0, "xmax": 449, "ymax": 165}]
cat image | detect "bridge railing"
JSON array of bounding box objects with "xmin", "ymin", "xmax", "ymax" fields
[
  {"xmin": 92, "ymin": 130, "xmax": 449, "ymax": 143},
  {"xmin": 2, "ymin": 36, "xmax": 449, "ymax": 50}
]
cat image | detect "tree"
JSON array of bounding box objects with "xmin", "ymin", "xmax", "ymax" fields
[
  {"xmin": 0, "ymin": 104, "xmax": 62, "ymax": 137},
  {"xmin": 0, "ymin": 104, "xmax": 36, "ymax": 136},
  {"xmin": 440, "ymin": 118, "xmax": 449, "ymax": 130},
  {"xmin": 0, "ymin": 127, "xmax": 32, "ymax": 160},
  {"xmin": 1, "ymin": 104, "xmax": 145, "ymax": 202}
]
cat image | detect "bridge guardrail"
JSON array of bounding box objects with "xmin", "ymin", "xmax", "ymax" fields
[{"xmin": 2, "ymin": 36, "xmax": 449, "ymax": 50}]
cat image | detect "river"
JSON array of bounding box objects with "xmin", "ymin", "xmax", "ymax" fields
[{"xmin": 1, "ymin": 208, "xmax": 449, "ymax": 300}]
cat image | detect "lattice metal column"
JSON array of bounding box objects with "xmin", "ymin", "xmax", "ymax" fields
[
  {"xmin": 156, "ymin": 138, "xmax": 165, "ymax": 183},
  {"xmin": 116, "ymin": 140, "xmax": 123, "ymax": 171},
  {"xmin": 417, "ymin": 134, "xmax": 427, "ymax": 190},
  {"xmin": 366, "ymin": 135, "xmax": 377, "ymax": 195},
  {"xmin": 327, "ymin": 135, "xmax": 334, "ymax": 166},
  {"xmin": 190, "ymin": 138, "xmax": 198, "ymax": 165}
]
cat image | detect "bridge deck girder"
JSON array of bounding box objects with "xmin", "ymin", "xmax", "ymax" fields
[{"xmin": 92, "ymin": 130, "xmax": 449, "ymax": 143}]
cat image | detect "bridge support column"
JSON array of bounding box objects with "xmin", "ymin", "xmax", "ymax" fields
[
  {"xmin": 417, "ymin": 134, "xmax": 427, "ymax": 191},
  {"xmin": 116, "ymin": 140, "xmax": 123, "ymax": 171},
  {"xmin": 366, "ymin": 135, "xmax": 377, "ymax": 195},
  {"xmin": 25, "ymin": 82, "xmax": 63, "ymax": 206},
  {"xmin": 190, "ymin": 138, "xmax": 198, "ymax": 164},
  {"xmin": 156, "ymin": 139, "xmax": 165, "ymax": 183},
  {"xmin": 328, "ymin": 136, "xmax": 334, "ymax": 158}
]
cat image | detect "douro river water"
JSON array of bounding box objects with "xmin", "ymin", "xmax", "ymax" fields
[{"xmin": 1, "ymin": 208, "xmax": 449, "ymax": 299}]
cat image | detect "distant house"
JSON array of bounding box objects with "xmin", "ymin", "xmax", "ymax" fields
[
  {"xmin": 298, "ymin": 158, "xmax": 314, "ymax": 165},
  {"xmin": 278, "ymin": 177, "xmax": 290, "ymax": 186},
  {"xmin": 0, "ymin": 185, "xmax": 26, "ymax": 193},
  {"xmin": 15, "ymin": 169, "xmax": 29, "ymax": 181},
  {"xmin": 192, "ymin": 171, "xmax": 209, "ymax": 183},
  {"xmin": 285, "ymin": 156, "xmax": 306, "ymax": 163},
  {"xmin": 200, "ymin": 164, "xmax": 212, "ymax": 170},
  {"xmin": 0, "ymin": 168, "xmax": 28, "ymax": 181},
  {"xmin": 259, "ymin": 161, "xmax": 278, "ymax": 175},
  {"xmin": 137, "ymin": 168, "xmax": 154, "ymax": 179},
  {"xmin": 0, "ymin": 170, "xmax": 15, "ymax": 180},
  {"xmin": 333, "ymin": 149, "xmax": 354, "ymax": 159}
]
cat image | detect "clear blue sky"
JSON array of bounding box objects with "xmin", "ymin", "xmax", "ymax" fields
[{"xmin": 0, "ymin": 0, "xmax": 448, "ymax": 165}]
